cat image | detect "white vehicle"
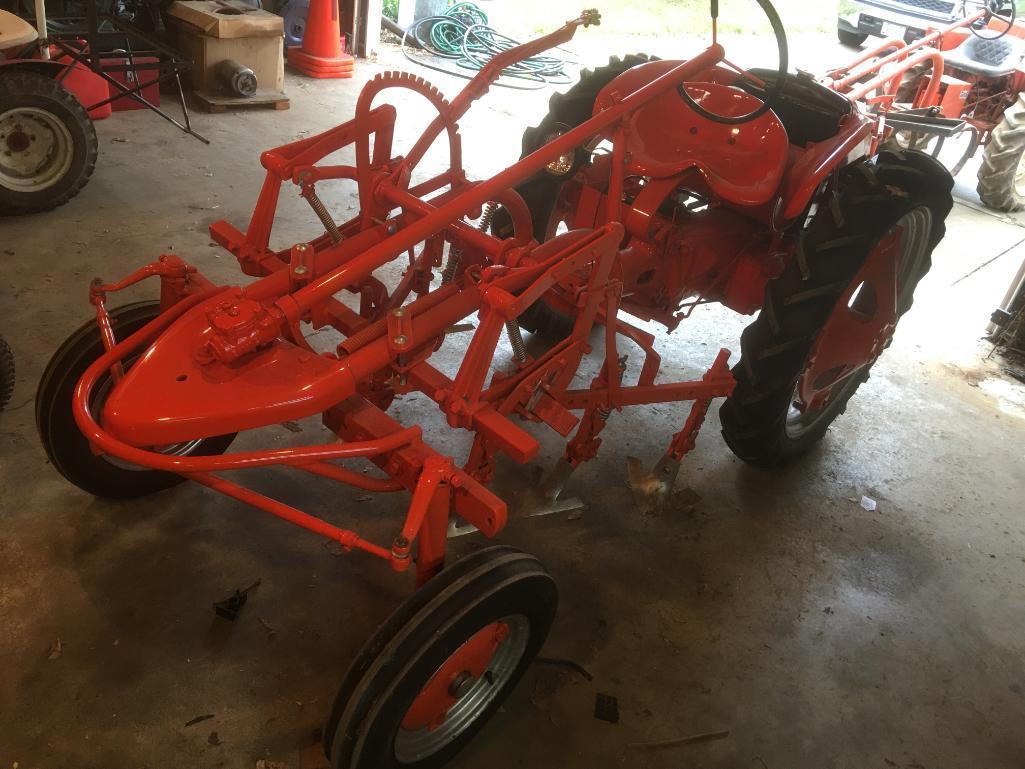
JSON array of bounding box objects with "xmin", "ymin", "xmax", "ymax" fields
[{"xmin": 837, "ymin": 0, "xmax": 962, "ymax": 46}]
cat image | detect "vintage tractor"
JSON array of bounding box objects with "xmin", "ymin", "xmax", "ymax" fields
[
  {"xmin": 36, "ymin": 1, "xmax": 953, "ymax": 765},
  {"xmin": 0, "ymin": 7, "xmax": 98, "ymax": 214},
  {"xmin": 825, "ymin": 0, "xmax": 1025, "ymax": 212}
]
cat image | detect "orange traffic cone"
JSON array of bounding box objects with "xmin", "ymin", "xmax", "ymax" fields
[{"xmin": 288, "ymin": 0, "xmax": 354, "ymax": 78}]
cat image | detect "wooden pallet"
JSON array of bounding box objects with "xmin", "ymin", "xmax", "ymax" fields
[{"xmin": 194, "ymin": 89, "xmax": 290, "ymax": 113}]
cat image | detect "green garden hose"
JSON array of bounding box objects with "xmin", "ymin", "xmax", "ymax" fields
[{"xmin": 401, "ymin": 2, "xmax": 572, "ymax": 89}]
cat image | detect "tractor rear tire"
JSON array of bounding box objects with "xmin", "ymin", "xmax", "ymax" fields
[
  {"xmin": 0, "ymin": 335, "xmax": 14, "ymax": 411},
  {"xmin": 36, "ymin": 301, "xmax": 236, "ymax": 499},
  {"xmin": 720, "ymin": 149, "xmax": 953, "ymax": 467},
  {"xmin": 494, "ymin": 54, "xmax": 656, "ymax": 340},
  {"xmin": 0, "ymin": 70, "xmax": 98, "ymax": 215},
  {"xmin": 978, "ymin": 93, "xmax": 1025, "ymax": 212}
]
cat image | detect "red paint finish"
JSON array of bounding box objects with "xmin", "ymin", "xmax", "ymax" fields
[{"xmin": 57, "ymin": 9, "xmax": 883, "ymax": 592}]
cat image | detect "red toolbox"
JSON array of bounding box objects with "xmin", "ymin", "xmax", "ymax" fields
[{"xmin": 105, "ymin": 56, "xmax": 161, "ymax": 111}]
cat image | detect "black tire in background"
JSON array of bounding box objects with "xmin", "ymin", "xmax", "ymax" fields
[
  {"xmin": 325, "ymin": 546, "xmax": 558, "ymax": 769},
  {"xmin": 36, "ymin": 301, "xmax": 235, "ymax": 499},
  {"xmin": 977, "ymin": 93, "xmax": 1025, "ymax": 212},
  {"xmin": 0, "ymin": 335, "xmax": 14, "ymax": 411},
  {"xmin": 720, "ymin": 148, "xmax": 954, "ymax": 467},
  {"xmin": 0, "ymin": 70, "xmax": 98, "ymax": 215},
  {"xmin": 492, "ymin": 54, "xmax": 655, "ymax": 340},
  {"xmin": 837, "ymin": 28, "xmax": 869, "ymax": 47}
]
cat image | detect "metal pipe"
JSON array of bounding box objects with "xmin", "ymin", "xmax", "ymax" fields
[
  {"xmin": 34, "ymin": 0, "xmax": 48, "ymax": 58},
  {"xmin": 186, "ymin": 471, "xmax": 392, "ymax": 559}
]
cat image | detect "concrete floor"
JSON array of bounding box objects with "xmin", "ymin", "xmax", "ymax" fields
[{"xmin": 2, "ymin": 33, "xmax": 1025, "ymax": 769}]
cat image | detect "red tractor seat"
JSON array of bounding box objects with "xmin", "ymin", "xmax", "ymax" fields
[{"xmin": 943, "ymin": 34, "xmax": 1025, "ymax": 79}]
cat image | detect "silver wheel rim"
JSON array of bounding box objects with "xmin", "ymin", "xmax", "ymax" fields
[
  {"xmin": 785, "ymin": 206, "xmax": 933, "ymax": 439},
  {"xmin": 0, "ymin": 106, "xmax": 74, "ymax": 193},
  {"xmin": 393, "ymin": 614, "xmax": 530, "ymax": 763}
]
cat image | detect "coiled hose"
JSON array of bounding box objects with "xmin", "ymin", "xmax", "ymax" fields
[{"xmin": 400, "ymin": 2, "xmax": 572, "ymax": 90}]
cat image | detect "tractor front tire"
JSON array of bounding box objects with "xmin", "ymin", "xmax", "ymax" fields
[
  {"xmin": 0, "ymin": 70, "xmax": 98, "ymax": 215},
  {"xmin": 325, "ymin": 546, "xmax": 557, "ymax": 769},
  {"xmin": 36, "ymin": 301, "xmax": 235, "ymax": 499},
  {"xmin": 978, "ymin": 93, "xmax": 1025, "ymax": 212},
  {"xmin": 720, "ymin": 149, "xmax": 953, "ymax": 467}
]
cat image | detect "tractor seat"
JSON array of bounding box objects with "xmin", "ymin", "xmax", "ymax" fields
[
  {"xmin": 943, "ymin": 35, "xmax": 1025, "ymax": 79},
  {"xmin": 0, "ymin": 9, "xmax": 39, "ymax": 50}
]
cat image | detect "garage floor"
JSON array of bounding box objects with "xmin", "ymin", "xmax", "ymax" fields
[{"xmin": 3, "ymin": 39, "xmax": 1025, "ymax": 769}]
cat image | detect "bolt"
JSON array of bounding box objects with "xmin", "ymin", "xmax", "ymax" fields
[
  {"xmin": 392, "ymin": 308, "xmax": 404, "ymax": 317},
  {"xmin": 393, "ymin": 334, "xmax": 408, "ymax": 346},
  {"xmin": 293, "ymin": 265, "xmax": 308, "ymax": 275},
  {"xmin": 448, "ymin": 672, "xmax": 476, "ymax": 700},
  {"xmin": 228, "ymin": 306, "xmax": 240, "ymax": 317},
  {"xmin": 386, "ymin": 222, "xmax": 398, "ymax": 235}
]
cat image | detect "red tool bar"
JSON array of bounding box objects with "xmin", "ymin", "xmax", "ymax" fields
[
  {"xmin": 285, "ymin": 44, "xmax": 726, "ymax": 318},
  {"xmin": 186, "ymin": 471, "xmax": 392, "ymax": 560}
]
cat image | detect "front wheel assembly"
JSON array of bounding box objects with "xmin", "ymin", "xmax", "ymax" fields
[
  {"xmin": 36, "ymin": 301, "xmax": 236, "ymax": 499},
  {"xmin": 324, "ymin": 546, "xmax": 557, "ymax": 769}
]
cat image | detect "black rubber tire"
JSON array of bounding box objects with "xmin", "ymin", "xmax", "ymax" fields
[
  {"xmin": 0, "ymin": 70, "xmax": 98, "ymax": 215},
  {"xmin": 325, "ymin": 546, "xmax": 558, "ymax": 769},
  {"xmin": 837, "ymin": 28, "xmax": 869, "ymax": 47},
  {"xmin": 977, "ymin": 93, "xmax": 1025, "ymax": 213},
  {"xmin": 493, "ymin": 54, "xmax": 656, "ymax": 340},
  {"xmin": 36, "ymin": 301, "xmax": 235, "ymax": 499},
  {"xmin": 0, "ymin": 335, "xmax": 14, "ymax": 411},
  {"xmin": 720, "ymin": 148, "xmax": 953, "ymax": 467}
]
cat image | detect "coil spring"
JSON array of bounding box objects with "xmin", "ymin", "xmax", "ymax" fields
[
  {"xmin": 505, "ymin": 318, "xmax": 527, "ymax": 364},
  {"xmin": 305, "ymin": 188, "xmax": 343, "ymax": 244},
  {"xmin": 596, "ymin": 406, "xmax": 612, "ymax": 421},
  {"xmin": 441, "ymin": 201, "xmax": 498, "ymax": 286}
]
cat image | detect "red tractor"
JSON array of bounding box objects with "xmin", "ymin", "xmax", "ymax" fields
[
  {"xmin": 36, "ymin": 1, "xmax": 952, "ymax": 766},
  {"xmin": 826, "ymin": 0, "xmax": 1025, "ymax": 212}
]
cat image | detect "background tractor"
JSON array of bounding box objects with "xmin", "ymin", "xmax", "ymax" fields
[
  {"xmin": 0, "ymin": 6, "xmax": 98, "ymax": 214},
  {"xmin": 827, "ymin": 0, "xmax": 1025, "ymax": 212}
]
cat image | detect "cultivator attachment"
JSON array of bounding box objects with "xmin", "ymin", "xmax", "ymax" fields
[{"xmin": 65, "ymin": 13, "xmax": 740, "ymax": 588}]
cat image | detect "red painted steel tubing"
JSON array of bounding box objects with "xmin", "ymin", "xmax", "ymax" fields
[
  {"xmin": 831, "ymin": 9, "xmax": 985, "ymax": 90},
  {"xmin": 185, "ymin": 471, "xmax": 392, "ymax": 560},
  {"xmin": 300, "ymin": 461, "xmax": 405, "ymax": 491},
  {"xmin": 846, "ymin": 50, "xmax": 945, "ymax": 103},
  {"xmin": 71, "ymin": 292, "xmax": 422, "ymax": 472},
  {"xmin": 284, "ymin": 44, "xmax": 726, "ymax": 319}
]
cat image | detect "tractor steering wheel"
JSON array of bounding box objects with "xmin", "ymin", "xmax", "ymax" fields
[
  {"xmin": 678, "ymin": 0, "xmax": 790, "ymax": 125},
  {"xmin": 965, "ymin": 0, "xmax": 1017, "ymax": 40}
]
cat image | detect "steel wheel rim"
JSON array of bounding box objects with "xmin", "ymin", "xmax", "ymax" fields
[
  {"xmin": 393, "ymin": 614, "xmax": 530, "ymax": 763},
  {"xmin": 0, "ymin": 107, "xmax": 74, "ymax": 193},
  {"xmin": 785, "ymin": 206, "xmax": 932, "ymax": 439}
]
